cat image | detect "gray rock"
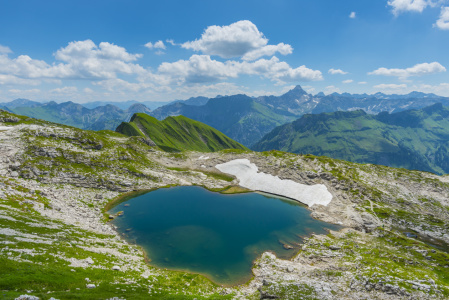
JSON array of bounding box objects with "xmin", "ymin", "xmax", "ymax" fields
[
  {"xmin": 86, "ymin": 284, "xmax": 96, "ymax": 289},
  {"xmin": 10, "ymin": 171, "xmax": 19, "ymax": 177},
  {"xmin": 112, "ymin": 265, "xmax": 121, "ymax": 271},
  {"xmin": 85, "ymin": 257, "xmax": 94, "ymax": 264},
  {"xmin": 15, "ymin": 295, "xmax": 39, "ymax": 300}
]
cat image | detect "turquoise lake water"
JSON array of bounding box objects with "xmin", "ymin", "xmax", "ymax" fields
[{"xmin": 109, "ymin": 186, "xmax": 340, "ymax": 285}]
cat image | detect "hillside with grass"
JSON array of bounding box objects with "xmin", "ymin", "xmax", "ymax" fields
[
  {"xmin": 116, "ymin": 113, "xmax": 248, "ymax": 152},
  {"xmin": 150, "ymin": 94, "xmax": 295, "ymax": 146},
  {"xmin": 253, "ymin": 103, "xmax": 449, "ymax": 175},
  {"xmin": 1, "ymin": 109, "xmax": 449, "ymax": 299}
]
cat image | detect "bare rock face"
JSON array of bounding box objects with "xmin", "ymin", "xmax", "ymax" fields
[{"xmin": 0, "ymin": 116, "xmax": 19, "ymax": 123}]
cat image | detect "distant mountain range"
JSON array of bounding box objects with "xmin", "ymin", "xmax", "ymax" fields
[
  {"xmin": 4, "ymin": 100, "xmax": 151, "ymax": 131},
  {"xmin": 149, "ymin": 85, "xmax": 449, "ymax": 146},
  {"xmin": 254, "ymin": 103, "xmax": 449, "ymax": 175},
  {"xmin": 150, "ymin": 94, "xmax": 295, "ymax": 146},
  {"xmin": 2, "ymin": 86, "xmax": 449, "ymax": 146},
  {"xmin": 116, "ymin": 113, "xmax": 247, "ymax": 152}
]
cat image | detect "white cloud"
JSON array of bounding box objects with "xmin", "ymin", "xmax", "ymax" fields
[
  {"xmin": 158, "ymin": 55, "xmax": 239, "ymax": 84},
  {"xmin": 415, "ymin": 83, "xmax": 449, "ymax": 95},
  {"xmin": 342, "ymin": 79, "xmax": 354, "ymax": 84},
  {"xmin": 83, "ymin": 87, "xmax": 94, "ymax": 93},
  {"xmin": 145, "ymin": 40, "xmax": 166, "ymax": 50},
  {"xmin": 349, "ymin": 12, "xmax": 356, "ymax": 18},
  {"xmin": 242, "ymin": 43, "xmax": 293, "ymax": 61},
  {"xmin": 182, "ymin": 20, "xmax": 267, "ymax": 58},
  {"xmin": 0, "ymin": 74, "xmax": 40, "ymax": 86},
  {"xmin": 181, "ymin": 20, "xmax": 292, "ymax": 60},
  {"xmin": 324, "ymin": 85, "xmax": 341, "ymax": 94},
  {"xmin": 358, "ymin": 81, "xmax": 367, "ymax": 84},
  {"xmin": 388, "ymin": 0, "xmax": 430, "ymax": 15},
  {"xmin": 158, "ymin": 55, "xmax": 322, "ymax": 84},
  {"xmin": 166, "ymin": 39, "xmax": 178, "ymax": 46},
  {"xmin": 373, "ymin": 83, "xmax": 408, "ymax": 91},
  {"xmin": 368, "ymin": 62, "xmax": 446, "ymax": 79},
  {"xmin": 8, "ymin": 88, "xmax": 40, "ymax": 95},
  {"xmin": 0, "ymin": 40, "xmax": 146, "ymax": 81},
  {"xmin": 301, "ymin": 85, "xmax": 316, "ymax": 94},
  {"xmin": 50, "ymin": 86, "xmax": 78, "ymax": 94},
  {"xmin": 94, "ymin": 78, "xmax": 154, "ymax": 93},
  {"xmin": 0, "ymin": 45, "xmax": 12, "ymax": 54},
  {"xmin": 435, "ymin": 7, "xmax": 449, "ymax": 29},
  {"xmin": 328, "ymin": 68, "xmax": 348, "ymax": 75}
]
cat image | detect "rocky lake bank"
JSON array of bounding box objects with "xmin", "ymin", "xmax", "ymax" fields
[{"xmin": 1, "ymin": 109, "xmax": 449, "ymax": 299}]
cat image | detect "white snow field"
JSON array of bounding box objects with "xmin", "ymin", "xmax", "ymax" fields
[{"xmin": 216, "ymin": 159, "xmax": 332, "ymax": 207}]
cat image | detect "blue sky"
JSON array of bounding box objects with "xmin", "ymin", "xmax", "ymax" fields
[{"xmin": 1, "ymin": 0, "xmax": 449, "ymax": 103}]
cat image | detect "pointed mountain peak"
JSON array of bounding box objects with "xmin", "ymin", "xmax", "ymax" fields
[{"xmin": 283, "ymin": 85, "xmax": 308, "ymax": 97}]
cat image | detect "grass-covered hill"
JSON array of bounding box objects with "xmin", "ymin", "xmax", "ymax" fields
[
  {"xmin": 150, "ymin": 94, "xmax": 295, "ymax": 147},
  {"xmin": 253, "ymin": 103, "xmax": 449, "ymax": 175},
  {"xmin": 116, "ymin": 113, "xmax": 248, "ymax": 152}
]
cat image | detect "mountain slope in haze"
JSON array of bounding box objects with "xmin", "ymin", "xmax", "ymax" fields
[
  {"xmin": 116, "ymin": 113, "xmax": 248, "ymax": 152},
  {"xmin": 253, "ymin": 103, "xmax": 449, "ymax": 175},
  {"xmin": 7, "ymin": 101, "xmax": 152, "ymax": 131},
  {"xmin": 150, "ymin": 94, "xmax": 295, "ymax": 146},
  {"xmin": 150, "ymin": 86, "xmax": 449, "ymax": 147}
]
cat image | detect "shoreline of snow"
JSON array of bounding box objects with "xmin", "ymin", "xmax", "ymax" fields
[{"xmin": 215, "ymin": 159, "xmax": 332, "ymax": 207}]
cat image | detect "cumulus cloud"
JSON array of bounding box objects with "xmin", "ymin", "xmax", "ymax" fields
[
  {"xmin": 158, "ymin": 55, "xmax": 239, "ymax": 84},
  {"xmin": 368, "ymin": 62, "xmax": 446, "ymax": 79},
  {"xmin": 388, "ymin": 0, "xmax": 430, "ymax": 15},
  {"xmin": 0, "ymin": 45, "xmax": 12, "ymax": 54},
  {"xmin": 349, "ymin": 12, "xmax": 356, "ymax": 18},
  {"xmin": 158, "ymin": 55, "xmax": 322, "ymax": 84},
  {"xmin": 94, "ymin": 78, "xmax": 154, "ymax": 93},
  {"xmin": 166, "ymin": 39, "xmax": 177, "ymax": 46},
  {"xmin": 342, "ymin": 79, "xmax": 354, "ymax": 84},
  {"xmin": 328, "ymin": 68, "xmax": 348, "ymax": 75},
  {"xmin": 324, "ymin": 85, "xmax": 341, "ymax": 94},
  {"xmin": 145, "ymin": 40, "xmax": 166, "ymax": 50},
  {"xmin": 182, "ymin": 20, "xmax": 267, "ymax": 58},
  {"xmin": 0, "ymin": 74, "xmax": 40, "ymax": 86},
  {"xmin": 242, "ymin": 43, "xmax": 293, "ymax": 61},
  {"xmin": 373, "ymin": 83, "xmax": 408, "ymax": 91},
  {"xmin": 50, "ymin": 86, "xmax": 78, "ymax": 94},
  {"xmin": 0, "ymin": 40, "xmax": 145, "ymax": 81},
  {"xmin": 181, "ymin": 20, "xmax": 292, "ymax": 60},
  {"xmin": 435, "ymin": 7, "xmax": 449, "ymax": 29},
  {"xmin": 358, "ymin": 81, "xmax": 367, "ymax": 84}
]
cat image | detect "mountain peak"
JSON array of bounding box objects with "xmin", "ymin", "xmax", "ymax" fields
[{"xmin": 282, "ymin": 85, "xmax": 308, "ymax": 97}]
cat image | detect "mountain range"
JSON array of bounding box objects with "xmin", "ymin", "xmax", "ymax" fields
[
  {"xmin": 254, "ymin": 103, "xmax": 449, "ymax": 175},
  {"xmin": 149, "ymin": 86, "xmax": 449, "ymax": 146},
  {"xmin": 5, "ymin": 100, "xmax": 151, "ymax": 131},
  {"xmin": 2, "ymin": 86, "xmax": 449, "ymax": 148}
]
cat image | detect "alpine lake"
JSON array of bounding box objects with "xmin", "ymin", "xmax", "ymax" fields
[{"xmin": 108, "ymin": 186, "xmax": 341, "ymax": 285}]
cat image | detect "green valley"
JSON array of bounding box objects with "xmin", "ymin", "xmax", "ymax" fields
[{"xmin": 254, "ymin": 103, "xmax": 449, "ymax": 175}]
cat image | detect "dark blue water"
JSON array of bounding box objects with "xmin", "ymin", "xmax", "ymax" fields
[{"xmin": 109, "ymin": 186, "xmax": 340, "ymax": 285}]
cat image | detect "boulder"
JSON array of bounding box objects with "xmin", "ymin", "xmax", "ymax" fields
[{"xmin": 85, "ymin": 257, "xmax": 94, "ymax": 265}]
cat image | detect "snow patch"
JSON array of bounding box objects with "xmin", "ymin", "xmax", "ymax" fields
[{"xmin": 215, "ymin": 159, "xmax": 332, "ymax": 207}]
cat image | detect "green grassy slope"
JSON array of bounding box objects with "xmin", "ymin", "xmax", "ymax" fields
[
  {"xmin": 150, "ymin": 95, "xmax": 295, "ymax": 146},
  {"xmin": 116, "ymin": 113, "xmax": 248, "ymax": 152},
  {"xmin": 253, "ymin": 103, "xmax": 449, "ymax": 175}
]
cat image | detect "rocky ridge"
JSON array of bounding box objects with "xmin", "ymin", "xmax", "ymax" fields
[{"xmin": 0, "ymin": 110, "xmax": 449, "ymax": 299}]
